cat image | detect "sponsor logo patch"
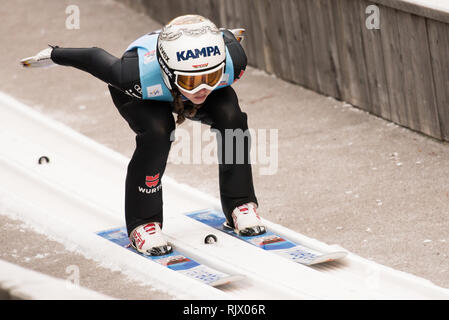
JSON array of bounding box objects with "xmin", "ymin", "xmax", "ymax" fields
[
  {"xmin": 144, "ymin": 50, "xmax": 156, "ymax": 64},
  {"xmin": 158, "ymin": 43, "xmax": 170, "ymax": 62},
  {"xmin": 147, "ymin": 84, "xmax": 163, "ymax": 98},
  {"xmin": 192, "ymin": 63, "xmax": 209, "ymax": 69},
  {"xmin": 158, "ymin": 57, "xmax": 173, "ymax": 79},
  {"xmin": 138, "ymin": 173, "xmax": 162, "ymax": 194},
  {"xmin": 219, "ymin": 73, "xmax": 229, "ymax": 86},
  {"xmin": 145, "ymin": 174, "xmax": 160, "ymax": 188}
]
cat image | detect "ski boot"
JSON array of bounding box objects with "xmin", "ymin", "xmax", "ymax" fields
[
  {"xmin": 225, "ymin": 203, "xmax": 266, "ymax": 236},
  {"xmin": 129, "ymin": 222, "xmax": 172, "ymax": 256}
]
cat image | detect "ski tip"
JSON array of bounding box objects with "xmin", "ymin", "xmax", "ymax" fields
[
  {"xmin": 209, "ymin": 274, "xmax": 245, "ymax": 287},
  {"xmin": 307, "ymin": 251, "xmax": 348, "ymax": 265}
]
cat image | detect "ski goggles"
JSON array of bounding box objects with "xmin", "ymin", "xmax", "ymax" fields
[{"xmin": 174, "ymin": 62, "xmax": 225, "ymax": 94}]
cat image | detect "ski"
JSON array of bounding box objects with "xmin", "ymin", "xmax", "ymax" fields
[
  {"xmin": 97, "ymin": 227, "xmax": 244, "ymax": 287},
  {"xmin": 186, "ymin": 209, "xmax": 347, "ymax": 266}
]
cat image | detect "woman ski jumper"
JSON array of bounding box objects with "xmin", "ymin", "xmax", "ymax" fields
[{"xmin": 21, "ymin": 14, "xmax": 266, "ymax": 256}]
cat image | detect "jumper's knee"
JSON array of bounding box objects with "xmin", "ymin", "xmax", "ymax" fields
[{"xmin": 135, "ymin": 121, "xmax": 174, "ymax": 149}]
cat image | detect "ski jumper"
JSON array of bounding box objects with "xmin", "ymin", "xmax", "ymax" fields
[{"xmin": 50, "ymin": 30, "xmax": 258, "ymax": 235}]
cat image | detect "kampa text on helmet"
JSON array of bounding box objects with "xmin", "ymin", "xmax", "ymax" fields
[{"xmin": 176, "ymin": 46, "xmax": 221, "ymax": 62}]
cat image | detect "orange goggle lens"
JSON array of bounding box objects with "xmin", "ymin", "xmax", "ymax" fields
[{"xmin": 176, "ymin": 68, "xmax": 223, "ymax": 91}]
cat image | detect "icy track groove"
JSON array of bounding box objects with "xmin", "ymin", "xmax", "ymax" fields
[{"xmin": 1, "ymin": 91, "xmax": 448, "ymax": 299}]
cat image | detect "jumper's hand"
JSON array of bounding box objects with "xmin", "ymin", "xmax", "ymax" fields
[
  {"xmin": 229, "ymin": 28, "xmax": 245, "ymax": 43},
  {"xmin": 20, "ymin": 47, "xmax": 55, "ymax": 68},
  {"xmin": 220, "ymin": 28, "xmax": 246, "ymax": 43}
]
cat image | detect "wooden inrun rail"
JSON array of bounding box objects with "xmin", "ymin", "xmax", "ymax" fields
[{"xmin": 119, "ymin": 0, "xmax": 449, "ymax": 141}]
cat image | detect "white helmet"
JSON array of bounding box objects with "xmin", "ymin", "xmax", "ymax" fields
[{"xmin": 157, "ymin": 15, "xmax": 226, "ymax": 94}]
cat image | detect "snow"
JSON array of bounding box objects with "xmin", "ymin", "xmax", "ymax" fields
[{"xmin": 0, "ymin": 258, "xmax": 113, "ymax": 300}]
